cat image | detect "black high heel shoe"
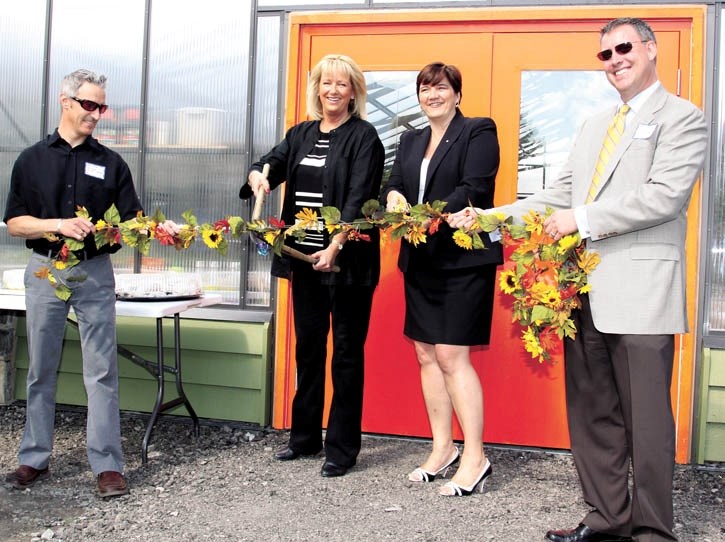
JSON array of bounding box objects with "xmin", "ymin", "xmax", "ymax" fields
[
  {"xmin": 439, "ymin": 458, "xmax": 492, "ymax": 496},
  {"xmin": 408, "ymin": 446, "xmax": 460, "ymax": 483}
]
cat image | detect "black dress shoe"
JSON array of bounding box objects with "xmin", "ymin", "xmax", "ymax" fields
[
  {"xmin": 274, "ymin": 445, "xmax": 321, "ymax": 461},
  {"xmin": 545, "ymin": 524, "xmax": 632, "ymax": 542},
  {"xmin": 274, "ymin": 446, "xmax": 301, "ymax": 461},
  {"xmin": 320, "ymin": 461, "xmax": 349, "ymax": 477}
]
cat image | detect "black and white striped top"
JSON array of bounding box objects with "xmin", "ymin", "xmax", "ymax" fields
[{"xmin": 293, "ymin": 132, "xmax": 328, "ymax": 253}]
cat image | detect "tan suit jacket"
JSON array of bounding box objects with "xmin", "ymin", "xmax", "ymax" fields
[{"xmin": 501, "ymin": 84, "xmax": 707, "ymax": 334}]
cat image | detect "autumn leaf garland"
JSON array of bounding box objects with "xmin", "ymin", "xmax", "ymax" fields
[
  {"xmin": 37, "ymin": 201, "xmax": 599, "ymax": 364},
  {"xmin": 473, "ymin": 208, "xmax": 601, "ymax": 363}
]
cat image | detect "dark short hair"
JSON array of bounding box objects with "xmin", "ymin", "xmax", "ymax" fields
[
  {"xmin": 416, "ymin": 63, "xmax": 463, "ymax": 104},
  {"xmin": 600, "ymin": 17, "xmax": 657, "ymax": 44}
]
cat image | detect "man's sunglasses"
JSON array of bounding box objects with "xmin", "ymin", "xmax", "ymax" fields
[
  {"xmin": 596, "ymin": 40, "xmax": 649, "ymax": 62},
  {"xmin": 70, "ymin": 96, "xmax": 109, "ymax": 114}
]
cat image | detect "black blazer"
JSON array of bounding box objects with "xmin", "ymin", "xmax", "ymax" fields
[
  {"xmin": 382, "ymin": 110, "xmax": 503, "ymax": 272},
  {"xmin": 241, "ymin": 116, "xmax": 384, "ymax": 286}
]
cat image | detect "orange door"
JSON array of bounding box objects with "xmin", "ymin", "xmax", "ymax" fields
[{"xmin": 274, "ymin": 8, "xmax": 704, "ymax": 457}]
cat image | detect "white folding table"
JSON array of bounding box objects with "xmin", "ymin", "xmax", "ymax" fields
[{"xmin": 0, "ymin": 291, "xmax": 222, "ymax": 464}]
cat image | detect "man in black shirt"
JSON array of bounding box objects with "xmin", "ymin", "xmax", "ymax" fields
[{"xmin": 3, "ymin": 69, "xmax": 142, "ymax": 497}]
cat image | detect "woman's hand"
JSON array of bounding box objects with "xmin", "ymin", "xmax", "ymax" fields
[
  {"xmin": 386, "ymin": 191, "xmax": 409, "ymax": 212},
  {"xmin": 310, "ymin": 244, "xmax": 340, "ymax": 273},
  {"xmin": 248, "ymin": 170, "xmax": 270, "ymax": 198},
  {"xmin": 447, "ymin": 207, "xmax": 482, "ymax": 230}
]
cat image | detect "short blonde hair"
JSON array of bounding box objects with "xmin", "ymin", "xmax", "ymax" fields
[{"xmin": 306, "ymin": 54, "xmax": 367, "ymax": 120}]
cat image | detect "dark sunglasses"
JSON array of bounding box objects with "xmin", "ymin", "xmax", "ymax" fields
[
  {"xmin": 596, "ymin": 40, "xmax": 649, "ymax": 62},
  {"xmin": 70, "ymin": 96, "xmax": 109, "ymax": 114}
]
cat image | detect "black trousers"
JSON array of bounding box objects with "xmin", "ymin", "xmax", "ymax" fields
[
  {"xmin": 566, "ymin": 295, "xmax": 676, "ymax": 541},
  {"xmin": 288, "ymin": 264, "xmax": 375, "ymax": 467}
]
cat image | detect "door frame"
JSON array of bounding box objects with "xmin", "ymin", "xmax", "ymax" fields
[{"xmin": 273, "ymin": 5, "xmax": 706, "ymax": 462}]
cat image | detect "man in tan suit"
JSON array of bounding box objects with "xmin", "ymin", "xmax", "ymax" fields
[{"xmin": 450, "ymin": 17, "xmax": 707, "ymax": 542}]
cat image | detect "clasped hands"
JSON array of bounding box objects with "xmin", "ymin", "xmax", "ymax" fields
[{"xmin": 410, "ymin": 197, "xmax": 579, "ymax": 241}]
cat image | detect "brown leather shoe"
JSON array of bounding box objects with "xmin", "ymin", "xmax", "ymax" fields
[
  {"xmin": 96, "ymin": 471, "xmax": 129, "ymax": 498},
  {"xmin": 5, "ymin": 465, "xmax": 49, "ymax": 489}
]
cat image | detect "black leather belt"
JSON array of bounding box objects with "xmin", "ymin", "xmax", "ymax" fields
[{"xmin": 33, "ymin": 248, "xmax": 94, "ymax": 261}]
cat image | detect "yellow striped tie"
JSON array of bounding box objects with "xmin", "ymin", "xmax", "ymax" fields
[{"xmin": 586, "ymin": 104, "xmax": 630, "ymax": 203}]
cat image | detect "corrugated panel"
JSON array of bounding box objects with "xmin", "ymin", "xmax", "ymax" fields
[
  {"xmin": 47, "ymin": 0, "xmax": 145, "ymax": 147},
  {"xmin": 142, "ymin": 0, "xmax": 252, "ymax": 305},
  {"xmin": 245, "ymin": 14, "xmax": 283, "ymax": 308},
  {"xmin": 707, "ymin": 12, "xmax": 725, "ymax": 332},
  {"xmin": 0, "ymin": 1, "xmax": 48, "ymax": 275}
]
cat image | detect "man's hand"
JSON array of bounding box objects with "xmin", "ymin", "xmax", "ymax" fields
[
  {"xmin": 543, "ymin": 209, "xmax": 577, "ymax": 240},
  {"xmin": 59, "ymin": 217, "xmax": 95, "ymax": 241},
  {"xmin": 155, "ymin": 220, "xmax": 181, "ymax": 237}
]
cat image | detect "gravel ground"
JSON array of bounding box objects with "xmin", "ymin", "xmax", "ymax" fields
[{"xmin": 0, "ymin": 404, "xmax": 723, "ymax": 542}]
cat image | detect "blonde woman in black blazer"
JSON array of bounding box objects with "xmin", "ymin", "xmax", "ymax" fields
[{"xmin": 382, "ymin": 63, "xmax": 502, "ymax": 497}]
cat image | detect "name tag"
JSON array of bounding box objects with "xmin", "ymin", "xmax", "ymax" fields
[
  {"xmin": 85, "ymin": 162, "xmax": 106, "ymax": 180},
  {"xmin": 488, "ymin": 228, "xmax": 502, "ymax": 243},
  {"xmin": 633, "ymin": 124, "xmax": 657, "ymax": 139}
]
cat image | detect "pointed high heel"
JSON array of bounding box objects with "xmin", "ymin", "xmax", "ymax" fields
[
  {"xmin": 408, "ymin": 446, "xmax": 460, "ymax": 483},
  {"xmin": 439, "ymin": 458, "xmax": 492, "ymax": 497}
]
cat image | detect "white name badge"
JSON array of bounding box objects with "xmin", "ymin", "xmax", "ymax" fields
[
  {"xmin": 488, "ymin": 228, "xmax": 502, "ymax": 243},
  {"xmin": 85, "ymin": 162, "xmax": 106, "ymax": 180}
]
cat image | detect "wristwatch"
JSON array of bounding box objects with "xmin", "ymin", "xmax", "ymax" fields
[{"xmin": 55, "ymin": 219, "xmax": 64, "ymax": 233}]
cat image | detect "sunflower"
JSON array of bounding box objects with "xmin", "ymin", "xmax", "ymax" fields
[
  {"xmin": 499, "ymin": 268, "xmax": 519, "ymax": 294},
  {"xmin": 201, "ymin": 227, "xmax": 224, "ymax": 249},
  {"xmin": 452, "ymin": 229, "xmax": 473, "ymax": 250},
  {"xmin": 522, "ymin": 327, "xmax": 545, "ymax": 362}
]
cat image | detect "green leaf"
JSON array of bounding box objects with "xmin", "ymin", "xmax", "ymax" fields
[
  {"xmin": 103, "ymin": 204, "xmax": 121, "ymax": 226},
  {"xmin": 216, "ymin": 237, "xmax": 229, "ymax": 257},
  {"xmin": 54, "ymin": 284, "xmax": 71, "ymax": 301},
  {"xmin": 476, "ymin": 214, "xmax": 503, "ymax": 233},
  {"xmin": 320, "ymin": 206, "xmax": 341, "ymax": 225},
  {"xmin": 151, "ymin": 207, "xmax": 166, "ymax": 224},
  {"xmin": 94, "ymin": 232, "xmax": 109, "ymax": 249},
  {"xmin": 181, "ymin": 209, "xmax": 197, "ymax": 227},
  {"xmin": 361, "ymin": 199, "xmax": 381, "ymax": 217},
  {"xmin": 429, "ymin": 200, "xmax": 448, "ymax": 213},
  {"xmin": 228, "ymin": 216, "xmax": 245, "ymax": 237},
  {"xmin": 530, "ymin": 304, "xmax": 555, "ymax": 324},
  {"xmin": 137, "ymin": 236, "xmax": 152, "ymax": 255},
  {"xmin": 471, "ymin": 231, "xmax": 485, "ymax": 250},
  {"xmin": 65, "ymin": 238, "xmax": 85, "ymax": 251}
]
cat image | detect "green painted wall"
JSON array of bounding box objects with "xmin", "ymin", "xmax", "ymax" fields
[
  {"xmin": 697, "ymin": 348, "xmax": 725, "ymax": 462},
  {"xmin": 13, "ymin": 316, "xmax": 273, "ymax": 426}
]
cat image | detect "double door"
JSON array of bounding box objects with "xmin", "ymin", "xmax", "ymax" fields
[{"xmin": 273, "ymin": 7, "xmax": 704, "ymax": 456}]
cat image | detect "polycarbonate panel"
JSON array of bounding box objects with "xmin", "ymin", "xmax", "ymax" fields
[
  {"xmin": 0, "ymin": 1, "xmax": 50, "ymax": 276},
  {"xmin": 246, "ymin": 15, "xmax": 284, "ymax": 307},
  {"xmin": 143, "ymin": 0, "xmax": 252, "ymax": 305},
  {"xmin": 48, "ymin": 0, "xmax": 144, "ymax": 160},
  {"xmin": 705, "ymin": 12, "xmax": 725, "ymax": 332},
  {"xmin": 47, "ymin": 0, "xmax": 145, "ymax": 272}
]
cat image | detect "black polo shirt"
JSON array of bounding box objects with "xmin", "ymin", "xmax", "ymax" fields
[{"xmin": 4, "ymin": 129, "xmax": 143, "ymax": 257}]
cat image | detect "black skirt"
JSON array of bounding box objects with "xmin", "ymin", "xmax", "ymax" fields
[{"xmin": 403, "ymin": 264, "xmax": 497, "ymax": 346}]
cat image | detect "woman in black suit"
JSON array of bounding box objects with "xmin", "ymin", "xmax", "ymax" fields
[{"xmin": 382, "ymin": 62, "xmax": 502, "ymax": 496}]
